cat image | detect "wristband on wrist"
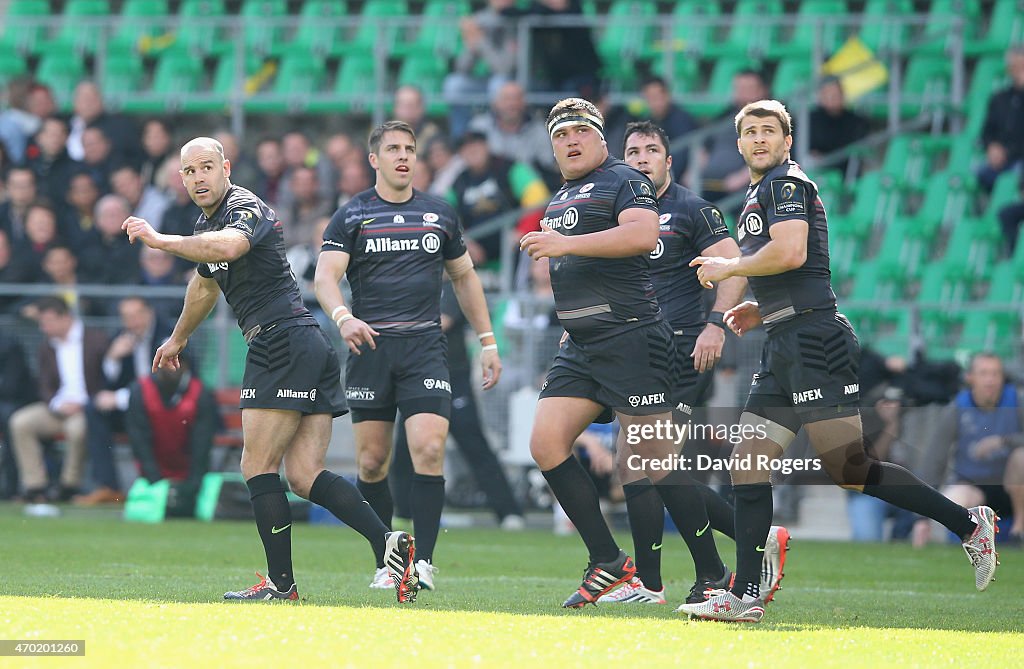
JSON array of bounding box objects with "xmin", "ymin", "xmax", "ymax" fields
[
  {"xmin": 336, "ymin": 313, "xmax": 355, "ymax": 326},
  {"xmin": 706, "ymin": 311, "xmax": 728, "ymax": 330},
  {"xmin": 477, "ymin": 331, "xmax": 494, "ymax": 341},
  {"xmin": 330, "ymin": 305, "xmax": 350, "ymax": 321},
  {"xmin": 481, "ymin": 344, "xmax": 498, "ymax": 352}
]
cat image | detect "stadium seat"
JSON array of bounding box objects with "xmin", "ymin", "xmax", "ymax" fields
[
  {"xmin": 843, "ymin": 259, "xmax": 902, "ymax": 329},
  {"xmin": 668, "ymin": 1, "xmax": 722, "ymax": 57},
  {"xmin": 0, "ymin": 0, "xmax": 50, "ymax": 54},
  {"xmin": 48, "ymin": 0, "xmax": 111, "ymax": 54},
  {"xmin": 964, "ymin": 57, "xmax": 1008, "ymax": 141},
  {"xmin": 959, "ymin": 262, "xmax": 1022, "ymax": 355},
  {"xmin": 402, "ymin": 0, "xmax": 470, "ymax": 59},
  {"xmin": 784, "ymin": 0, "xmax": 848, "ymax": 58},
  {"xmin": 650, "ymin": 54, "xmax": 701, "ymax": 93},
  {"xmin": 916, "ymin": 261, "xmax": 970, "ymax": 328},
  {"xmin": 875, "ymin": 217, "xmax": 929, "ymax": 284},
  {"xmin": 397, "ymin": 57, "xmax": 448, "ymax": 114},
  {"xmin": 293, "ymin": 1, "xmax": 349, "ymax": 56},
  {"xmin": 858, "ymin": 0, "xmax": 914, "ymax": 55},
  {"xmin": 193, "ymin": 51, "xmax": 266, "ymax": 113},
  {"xmin": 830, "ymin": 171, "xmax": 899, "ymax": 239},
  {"xmin": 880, "ymin": 134, "xmax": 950, "ymax": 190},
  {"xmin": 246, "ymin": 49, "xmax": 326, "ymax": 114},
  {"xmin": 597, "ymin": 0, "xmax": 657, "ymax": 87},
  {"xmin": 34, "ymin": 47, "xmax": 86, "ymax": 111},
  {"xmin": 176, "ymin": 0, "xmax": 229, "ymax": 56},
  {"xmin": 240, "ymin": 0, "xmax": 288, "ymax": 56},
  {"xmin": 685, "ymin": 56, "xmax": 757, "ymax": 118},
  {"xmin": 900, "ymin": 57, "xmax": 951, "ymax": 118},
  {"xmin": 940, "ymin": 218, "xmax": 1001, "ymax": 283},
  {"xmin": 915, "ymin": 0, "xmax": 983, "ymax": 56},
  {"xmin": 111, "ymin": 0, "xmax": 170, "ymax": 52},
  {"xmin": 336, "ymin": 0, "xmax": 409, "ymax": 58},
  {"xmin": 829, "ymin": 234, "xmax": 861, "ymax": 289},
  {"xmin": 0, "ymin": 52, "xmax": 28, "ymax": 90},
  {"xmin": 772, "ymin": 57, "xmax": 816, "ymax": 101},
  {"xmin": 128, "ymin": 48, "xmax": 204, "ymax": 113},
  {"xmin": 100, "ymin": 46, "xmax": 145, "ymax": 108},
  {"xmin": 318, "ymin": 54, "xmax": 378, "ymax": 113},
  {"xmin": 902, "ymin": 170, "xmax": 971, "ymax": 230},
  {"xmin": 971, "ymin": 0, "xmax": 1024, "ymax": 55},
  {"xmin": 704, "ymin": 0, "xmax": 784, "ymax": 58}
]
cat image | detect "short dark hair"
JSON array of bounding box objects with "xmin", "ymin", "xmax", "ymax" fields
[
  {"xmin": 640, "ymin": 76, "xmax": 669, "ymax": 91},
  {"xmin": 968, "ymin": 351, "xmax": 1003, "ymax": 373},
  {"xmin": 734, "ymin": 99, "xmax": 793, "ymax": 136},
  {"xmin": 623, "ymin": 121, "xmax": 670, "ymax": 155},
  {"xmin": 35, "ymin": 295, "xmax": 70, "ymax": 316},
  {"xmin": 368, "ymin": 121, "xmax": 416, "ymax": 155}
]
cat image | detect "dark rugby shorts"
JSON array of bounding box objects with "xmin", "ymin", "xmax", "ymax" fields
[
  {"xmin": 240, "ymin": 323, "xmax": 348, "ymax": 416},
  {"xmin": 539, "ymin": 320, "xmax": 675, "ymax": 422},
  {"xmin": 671, "ymin": 330, "xmax": 715, "ymax": 413},
  {"xmin": 345, "ymin": 330, "xmax": 452, "ymax": 423},
  {"xmin": 744, "ymin": 310, "xmax": 861, "ymax": 432}
]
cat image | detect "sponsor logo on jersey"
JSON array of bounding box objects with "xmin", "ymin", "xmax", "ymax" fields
[
  {"xmin": 364, "ymin": 237, "xmax": 420, "ymax": 253},
  {"xmin": 650, "ymin": 238, "xmax": 665, "ymax": 260},
  {"xmin": 207, "ymin": 262, "xmax": 229, "ymax": 273},
  {"xmin": 322, "ymin": 239, "xmax": 346, "ymax": 249},
  {"xmin": 792, "ymin": 388, "xmax": 823, "ymax": 404},
  {"xmin": 346, "ymin": 387, "xmax": 376, "ymax": 401},
  {"xmin": 423, "ymin": 378, "xmax": 452, "ymax": 392},
  {"xmin": 700, "ymin": 206, "xmax": 729, "ymax": 235},
  {"xmin": 659, "ymin": 213, "xmax": 672, "ymax": 224},
  {"xmin": 240, "ymin": 388, "xmax": 256, "ymax": 399},
  {"xmin": 422, "ymin": 232, "xmax": 441, "ymax": 253},
  {"xmin": 628, "ymin": 393, "xmax": 665, "ymax": 407},
  {"xmin": 772, "ymin": 180, "xmax": 806, "ymax": 217},
  {"xmin": 393, "ymin": 214, "xmax": 405, "ymax": 224},
  {"xmin": 276, "ymin": 388, "xmax": 318, "ymax": 401},
  {"xmin": 559, "ymin": 190, "xmax": 569, "ymax": 201},
  {"xmin": 579, "ymin": 183, "xmax": 595, "ymax": 193},
  {"xmin": 628, "ymin": 180, "xmax": 657, "ymax": 205},
  {"xmin": 541, "ymin": 206, "xmax": 579, "ymax": 231},
  {"xmin": 361, "ymin": 218, "xmax": 376, "ymax": 226},
  {"xmin": 844, "ymin": 383, "xmax": 859, "ymax": 395},
  {"xmin": 228, "ymin": 209, "xmax": 256, "ymax": 234},
  {"xmin": 676, "ymin": 402, "xmax": 693, "ymax": 415},
  {"xmin": 743, "ymin": 212, "xmax": 763, "ymax": 236},
  {"xmin": 423, "ymin": 212, "xmax": 439, "ymax": 223}
]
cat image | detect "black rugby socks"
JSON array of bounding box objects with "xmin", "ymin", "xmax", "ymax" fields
[
  {"xmin": 410, "ymin": 473, "xmax": 446, "ymax": 563},
  {"xmin": 730, "ymin": 482, "xmax": 774, "ymax": 599},
  {"xmin": 863, "ymin": 462, "xmax": 976, "ymax": 539},
  {"xmin": 542, "ymin": 455, "xmax": 620, "ymax": 564},
  {"xmin": 310, "ymin": 470, "xmax": 390, "ymax": 568},
  {"xmin": 358, "ymin": 477, "xmax": 394, "ymax": 531},
  {"xmin": 624, "ymin": 480, "xmax": 665, "ymax": 591},
  {"xmin": 246, "ymin": 473, "xmax": 294, "ymax": 591}
]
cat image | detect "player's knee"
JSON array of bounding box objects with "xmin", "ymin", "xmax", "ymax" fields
[
  {"xmin": 284, "ymin": 471, "xmax": 314, "ymax": 499},
  {"xmin": 411, "ymin": 439, "xmax": 445, "ymax": 472},
  {"xmin": 1006, "ymin": 446, "xmax": 1024, "ymax": 475}
]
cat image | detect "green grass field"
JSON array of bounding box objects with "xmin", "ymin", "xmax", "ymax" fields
[{"xmin": 1, "ymin": 505, "xmax": 1021, "ymax": 668}]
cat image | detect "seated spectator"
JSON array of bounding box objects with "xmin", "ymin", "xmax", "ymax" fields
[
  {"xmin": 467, "ymin": 81, "xmax": 558, "ymax": 185},
  {"xmin": 322, "ymin": 132, "xmax": 359, "ymax": 194},
  {"xmin": 78, "ymin": 194, "xmax": 140, "ymax": 287},
  {"xmin": 807, "ymin": 76, "xmax": 869, "ymax": 174},
  {"xmin": 62, "ymin": 172, "xmax": 101, "ymax": 243},
  {"xmin": 700, "ymin": 69, "xmax": 770, "ymax": 203},
  {"xmin": 977, "ymin": 46, "xmax": 1024, "ymax": 193},
  {"xmin": 0, "ymin": 331, "xmax": 36, "ymax": 499},
  {"xmin": 80, "ymin": 126, "xmax": 116, "ymax": 194},
  {"xmin": 595, "ymin": 84, "xmax": 635, "ymax": 163},
  {"xmin": 254, "ymin": 137, "xmax": 285, "ymax": 208},
  {"xmin": 998, "ymin": 169, "xmax": 1024, "ymax": 254},
  {"xmin": 32, "ymin": 245, "xmax": 104, "ymax": 319},
  {"xmin": 450, "ymin": 131, "xmax": 550, "ymax": 264},
  {"xmin": 139, "ymin": 245, "xmax": 186, "ymax": 319},
  {"xmin": 282, "ymin": 166, "xmax": 331, "ymax": 250},
  {"xmin": 279, "ymin": 131, "xmax": 333, "ymax": 213},
  {"xmin": 125, "ymin": 355, "xmax": 216, "ymax": 517},
  {"xmin": 139, "ymin": 118, "xmax": 173, "ymax": 187},
  {"xmin": 77, "ymin": 297, "xmax": 172, "ymax": 506},
  {"xmin": 66, "ymin": 81, "xmax": 140, "ymax": 168},
  {"xmin": 336, "ymin": 159, "xmax": 372, "ymax": 209},
  {"xmin": 394, "ymin": 85, "xmax": 442, "ymax": 152},
  {"xmin": 640, "ymin": 76, "xmax": 698, "ymax": 178},
  {"xmin": 444, "ymin": 0, "xmax": 518, "ymax": 139},
  {"xmin": 9, "ymin": 297, "xmax": 108, "ymax": 502},
  {"xmin": 0, "ymin": 229, "xmax": 36, "ymax": 313},
  {"xmin": 0, "ymin": 167, "xmax": 37, "ymax": 243},
  {"xmin": 424, "ymin": 136, "xmax": 465, "ymax": 197},
  {"xmin": 25, "ymin": 117, "xmax": 81, "ymax": 211},
  {"xmin": 111, "ymin": 163, "xmax": 171, "ymax": 232},
  {"xmin": 213, "ymin": 129, "xmax": 257, "ymax": 190},
  {"xmin": 913, "ymin": 352, "xmax": 1024, "ymax": 545},
  {"xmin": 23, "ymin": 201, "xmax": 63, "ymax": 277},
  {"xmin": 0, "ymin": 77, "xmax": 43, "ymax": 163},
  {"xmin": 286, "ymin": 216, "xmax": 330, "ymax": 301}
]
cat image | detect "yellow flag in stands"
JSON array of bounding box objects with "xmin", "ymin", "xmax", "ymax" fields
[{"xmin": 822, "ymin": 36, "xmax": 889, "ymax": 102}]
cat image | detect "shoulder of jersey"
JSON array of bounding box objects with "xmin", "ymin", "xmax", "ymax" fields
[
  {"xmin": 771, "ymin": 160, "xmax": 811, "ymax": 186},
  {"xmin": 605, "ymin": 158, "xmax": 647, "ymax": 181},
  {"xmin": 223, "ymin": 185, "xmax": 264, "ymax": 214}
]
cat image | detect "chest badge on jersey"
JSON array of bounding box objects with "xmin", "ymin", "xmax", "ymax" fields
[
  {"xmin": 579, "ymin": 183, "xmax": 595, "ymax": 193},
  {"xmin": 659, "ymin": 213, "xmax": 672, "ymax": 224},
  {"xmin": 423, "ymin": 212, "xmax": 439, "ymax": 223},
  {"xmin": 393, "ymin": 214, "xmax": 405, "ymax": 224}
]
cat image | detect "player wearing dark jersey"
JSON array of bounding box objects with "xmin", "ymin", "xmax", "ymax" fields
[
  {"xmin": 521, "ymin": 98, "xmax": 722, "ymax": 609},
  {"xmin": 123, "ymin": 137, "xmax": 417, "ymax": 604},
  {"xmin": 597, "ymin": 121, "xmax": 791, "ymax": 607},
  {"xmin": 314, "ymin": 121, "xmax": 501, "ymax": 594},
  {"xmin": 679, "ymin": 101, "xmax": 999, "ymax": 623}
]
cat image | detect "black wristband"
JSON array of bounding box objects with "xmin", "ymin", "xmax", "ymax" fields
[{"xmin": 706, "ymin": 311, "xmax": 728, "ymax": 330}]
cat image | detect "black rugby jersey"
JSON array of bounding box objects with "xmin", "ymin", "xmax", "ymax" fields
[
  {"xmin": 321, "ymin": 188, "xmax": 467, "ymax": 334},
  {"xmin": 544, "ymin": 156, "xmax": 662, "ymax": 343},
  {"xmin": 194, "ymin": 185, "xmax": 314, "ymax": 334},
  {"xmin": 651, "ymin": 183, "xmax": 731, "ymax": 331},
  {"xmin": 737, "ymin": 159, "xmax": 835, "ymax": 326}
]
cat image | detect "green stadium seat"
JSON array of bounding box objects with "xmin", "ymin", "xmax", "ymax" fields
[
  {"xmin": 772, "ymin": 58, "xmax": 816, "ymax": 102},
  {"xmin": 880, "ymin": 134, "xmax": 950, "ymax": 190},
  {"xmin": 903, "ymin": 171, "xmax": 972, "ymax": 230},
  {"xmin": 100, "ymin": 47, "xmax": 145, "ymax": 107},
  {"xmin": 940, "ymin": 218, "xmax": 1001, "ymax": 282},
  {"xmin": 111, "ymin": 0, "xmax": 170, "ymax": 52},
  {"xmin": 964, "ymin": 57, "xmax": 1008, "ymax": 141},
  {"xmin": 0, "ymin": 0, "xmax": 50, "ymax": 54},
  {"xmin": 240, "ymin": 0, "xmax": 288, "ymax": 56},
  {"xmin": 336, "ymin": 0, "xmax": 409, "ymax": 58},
  {"xmin": 48, "ymin": 0, "xmax": 111, "ymax": 54},
  {"xmin": 875, "ymin": 217, "xmax": 929, "ymax": 284},
  {"xmin": 188, "ymin": 51, "xmax": 266, "ymax": 113},
  {"xmin": 916, "ymin": 261, "xmax": 970, "ymax": 330},
  {"xmin": 815, "ymin": 169, "xmax": 845, "ymax": 210},
  {"xmin": 704, "ymin": 0, "xmax": 784, "ymax": 59},
  {"xmin": 396, "ymin": 57, "xmax": 448, "ymax": 114},
  {"xmin": 915, "ymin": 0, "xmax": 983, "ymax": 56},
  {"xmin": 0, "ymin": 52, "xmax": 28, "ymax": 90},
  {"xmin": 984, "ymin": 168, "xmax": 1021, "ymax": 221},
  {"xmin": 176, "ymin": 0, "xmax": 228, "ymax": 55},
  {"xmin": 650, "ymin": 55, "xmax": 701, "ymax": 93},
  {"xmin": 685, "ymin": 57, "xmax": 757, "ymax": 118},
  {"xmin": 318, "ymin": 54, "xmax": 378, "ymax": 113},
  {"xmin": 900, "ymin": 57, "xmax": 951, "ymax": 118},
  {"xmin": 293, "ymin": 1, "xmax": 349, "ymax": 56},
  {"xmin": 830, "ymin": 172, "xmax": 899, "ymax": 239},
  {"xmin": 959, "ymin": 262, "xmax": 1022, "ymax": 355},
  {"xmin": 858, "ymin": 0, "xmax": 913, "ymax": 55},
  {"xmin": 843, "ymin": 259, "xmax": 902, "ymax": 330},
  {"xmin": 970, "ymin": 0, "xmax": 1024, "ymax": 55},
  {"xmin": 784, "ymin": 0, "xmax": 848, "ymax": 58},
  {"xmin": 829, "ymin": 234, "xmax": 861, "ymax": 289},
  {"xmin": 35, "ymin": 47, "xmax": 86, "ymax": 111},
  {"xmin": 402, "ymin": 0, "xmax": 470, "ymax": 59},
  {"xmin": 128, "ymin": 48, "xmax": 203, "ymax": 113},
  {"xmin": 598, "ymin": 1, "xmax": 657, "ymax": 83},
  {"xmin": 247, "ymin": 49, "xmax": 326, "ymax": 114},
  {"xmin": 668, "ymin": 1, "xmax": 722, "ymax": 57}
]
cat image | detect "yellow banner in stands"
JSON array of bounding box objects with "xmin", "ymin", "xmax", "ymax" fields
[{"xmin": 822, "ymin": 36, "xmax": 889, "ymax": 102}]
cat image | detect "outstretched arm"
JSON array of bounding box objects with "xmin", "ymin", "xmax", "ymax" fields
[{"xmin": 124, "ymin": 216, "xmax": 250, "ymax": 264}]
